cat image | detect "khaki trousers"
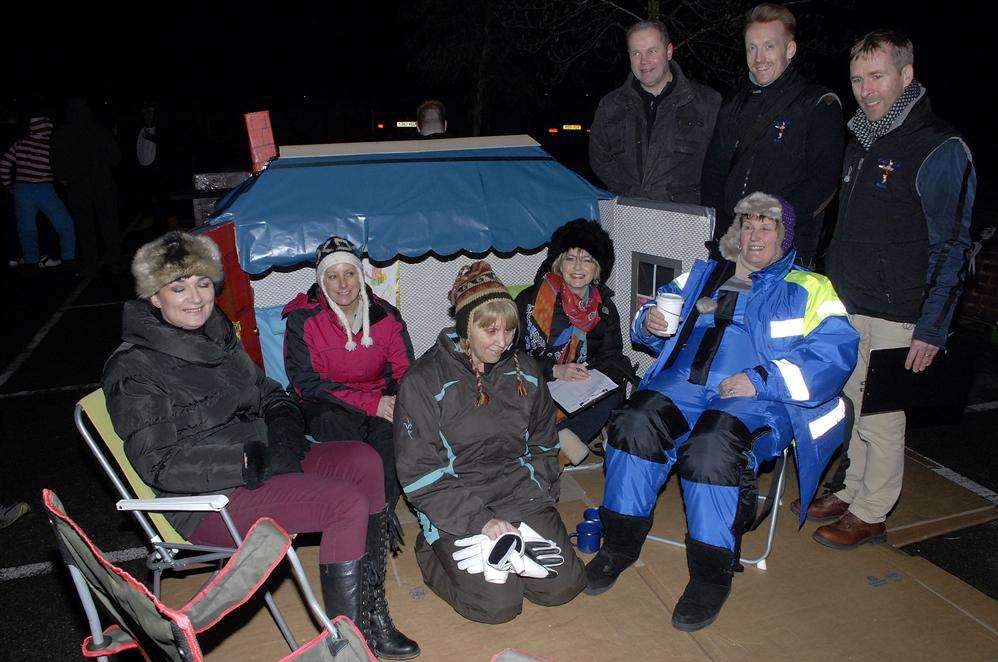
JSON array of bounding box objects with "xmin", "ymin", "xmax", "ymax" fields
[{"xmin": 835, "ymin": 314, "xmax": 914, "ymax": 524}]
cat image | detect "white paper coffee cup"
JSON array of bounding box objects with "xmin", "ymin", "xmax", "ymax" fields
[{"xmin": 655, "ymin": 293, "xmax": 684, "ymax": 334}]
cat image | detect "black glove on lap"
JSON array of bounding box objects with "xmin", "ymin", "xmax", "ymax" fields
[
  {"xmin": 242, "ymin": 441, "xmax": 269, "ymax": 490},
  {"xmin": 266, "ymin": 402, "xmax": 309, "ymax": 460}
]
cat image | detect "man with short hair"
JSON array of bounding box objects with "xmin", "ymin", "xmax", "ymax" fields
[
  {"xmin": 809, "ymin": 30, "xmax": 975, "ymax": 548},
  {"xmin": 416, "ymin": 99, "xmax": 448, "ymax": 137},
  {"xmin": 589, "ymin": 20, "xmax": 720, "ymax": 202},
  {"xmin": 701, "ymin": 3, "xmax": 844, "ymax": 268}
]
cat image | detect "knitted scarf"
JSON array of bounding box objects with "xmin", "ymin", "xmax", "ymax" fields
[
  {"xmin": 849, "ymin": 80, "xmax": 923, "ymax": 150},
  {"xmin": 529, "ymin": 273, "xmax": 602, "ymax": 365}
]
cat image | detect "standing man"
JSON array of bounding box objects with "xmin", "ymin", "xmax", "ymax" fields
[
  {"xmin": 809, "ymin": 31, "xmax": 975, "ymax": 548},
  {"xmin": 589, "ymin": 20, "xmax": 720, "ymax": 203},
  {"xmin": 416, "ymin": 99, "xmax": 449, "ymax": 138},
  {"xmin": 701, "ymin": 4, "xmax": 844, "ymax": 268}
]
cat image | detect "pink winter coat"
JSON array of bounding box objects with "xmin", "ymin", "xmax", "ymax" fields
[{"xmin": 282, "ymin": 284, "xmax": 413, "ymax": 416}]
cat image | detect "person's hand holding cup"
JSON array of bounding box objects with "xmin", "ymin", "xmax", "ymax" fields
[{"xmin": 645, "ymin": 293, "xmax": 683, "ymax": 337}]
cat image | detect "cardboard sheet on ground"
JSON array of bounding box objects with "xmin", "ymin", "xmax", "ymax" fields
[{"xmin": 158, "ymin": 452, "xmax": 997, "ymax": 661}]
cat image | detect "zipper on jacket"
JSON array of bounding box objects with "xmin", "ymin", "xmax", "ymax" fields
[{"xmin": 841, "ymin": 156, "xmax": 865, "ymax": 227}]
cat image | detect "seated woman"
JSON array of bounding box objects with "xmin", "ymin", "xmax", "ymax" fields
[
  {"xmin": 395, "ymin": 261, "xmax": 585, "ymax": 624},
  {"xmin": 586, "ymin": 194, "xmax": 858, "ymax": 631},
  {"xmin": 515, "ymin": 219, "xmax": 633, "ymax": 464},
  {"xmin": 103, "ymin": 232, "xmax": 419, "ymax": 660},
  {"xmin": 283, "ymin": 235, "xmax": 413, "ymax": 553}
]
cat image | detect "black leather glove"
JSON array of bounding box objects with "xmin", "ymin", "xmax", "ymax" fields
[
  {"xmin": 242, "ymin": 441, "xmax": 269, "ymax": 490},
  {"xmin": 266, "ymin": 402, "xmax": 309, "ymax": 460}
]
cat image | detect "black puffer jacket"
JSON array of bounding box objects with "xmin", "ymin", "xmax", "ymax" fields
[
  {"xmin": 394, "ymin": 330, "xmax": 560, "ymax": 538},
  {"xmin": 102, "ymin": 300, "xmax": 297, "ymax": 537}
]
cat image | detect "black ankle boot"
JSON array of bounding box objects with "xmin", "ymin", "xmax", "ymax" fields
[
  {"xmin": 583, "ymin": 507, "xmax": 653, "ymax": 595},
  {"xmin": 365, "ymin": 507, "xmax": 420, "ymax": 659},
  {"xmin": 319, "ymin": 558, "xmax": 369, "ymax": 635},
  {"xmin": 671, "ymin": 536, "xmax": 736, "ymax": 631}
]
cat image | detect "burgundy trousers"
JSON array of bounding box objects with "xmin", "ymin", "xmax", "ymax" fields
[{"xmin": 190, "ymin": 441, "xmax": 384, "ymax": 562}]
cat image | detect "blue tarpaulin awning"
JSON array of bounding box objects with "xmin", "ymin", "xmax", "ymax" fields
[{"xmin": 207, "ymin": 137, "xmax": 611, "ymax": 274}]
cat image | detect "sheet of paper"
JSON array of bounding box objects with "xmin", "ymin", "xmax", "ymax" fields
[{"xmin": 547, "ymin": 368, "xmax": 619, "ymax": 414}]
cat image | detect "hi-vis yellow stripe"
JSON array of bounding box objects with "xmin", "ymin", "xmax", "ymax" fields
[{"xmin": 783, "ymin": 271, "xmax": 848, "ymax": 336}]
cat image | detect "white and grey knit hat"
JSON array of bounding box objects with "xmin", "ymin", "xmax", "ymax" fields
[
  {"xmin": 315, "ymin": 235, "xmax": 372, "ymax": 351},
  {"xmin": 132, "ymin": 231, "xmax": 224, "ymax": 298}
]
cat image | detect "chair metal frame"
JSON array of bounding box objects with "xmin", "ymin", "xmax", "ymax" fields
[
  {"xmin": 646, "ymin": 446, "xmax": 789, "ymax": 570},
  {"xmin": 73, "ymin": 389, "xmax": 330, "ymax": 653}
]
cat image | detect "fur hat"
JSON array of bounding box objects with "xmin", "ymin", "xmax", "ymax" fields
[
  {"xmin": 449, "ymin": 261, "xmax": 513, "ymax": 339},
  {"xmin": 132, "ymin": 231, "xmax": 223, "ymax": 298},
  {"xmin": 719, "ymin": 192, "xmax": 796, "ymax": 262},
  {"xmin": 315, "ymin": 235, "xmax": 371, "ymax": 351},
  {"xmin": 541, "ymin": 218, "xmax": 614, "ymax": 282}
]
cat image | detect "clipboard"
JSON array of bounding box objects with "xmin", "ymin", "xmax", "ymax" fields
[
  {"xmin": 547, "ymin": 369, "xmax": 620, "ymax": 414},
  {"xmin": 861, "ymin": 346, "xmax": 969, "ymax": 415}
]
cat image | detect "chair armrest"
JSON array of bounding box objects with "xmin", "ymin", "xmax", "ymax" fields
[{"xmin": 117, "ymin": 495, "xmax": 229, "ymax": 512}]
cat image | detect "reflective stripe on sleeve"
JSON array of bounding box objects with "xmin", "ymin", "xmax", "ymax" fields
[
  {"xmin": 817, "ymin": 300, "xmax": 848, "ymax": 318},
  {"xmin": 773, "ymin": 358, "xmax": 810, "ymax": 401},
  {"xmin": 770, "ymin": 318, "xmax": 805, "ymax": 338}
]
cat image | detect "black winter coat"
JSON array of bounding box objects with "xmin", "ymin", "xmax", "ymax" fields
[
  {"xmin": 701, "ymin": 64, "xmax": 844, "ymax": 264},
  {"xmin": 102, "ymin": 300, "xmax": 297, "ymax": 537},
  {"xmin": 589, "ymin": 63, "xmax": 720, "ymax": 203}
]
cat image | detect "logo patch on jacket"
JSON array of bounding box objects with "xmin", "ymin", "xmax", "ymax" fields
[
  {"xmin": 772, "ymin": 119, "xmax": 790, "ymax": 142},
  {"xmin": 875, "ymin": 158, "xmax": 901, "ymax": 189}
]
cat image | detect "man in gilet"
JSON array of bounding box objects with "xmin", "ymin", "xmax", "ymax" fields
[{"xmin": 809, "ymin": 30, "xmax": 976, "ymax": 548}]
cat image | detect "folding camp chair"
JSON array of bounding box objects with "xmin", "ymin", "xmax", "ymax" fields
[
  {"xmin": 44, "ymin": 489, "xmax": 375, "ymax": 662},
  {"xmin": 646, "ymin": 446, "xmax": 789, "ymax": 570},
  {"xmin": 74, "ymin": 389, "xmax": 307, "ymax": 651}
]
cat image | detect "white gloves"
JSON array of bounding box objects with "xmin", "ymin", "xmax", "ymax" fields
[
  {"xmin": 452, "ymin": 532, "xmax": 523, "ymax": 583},
  {"xmin": 451, "ymin": 522, "xmax": 565, "ymax": 582}
]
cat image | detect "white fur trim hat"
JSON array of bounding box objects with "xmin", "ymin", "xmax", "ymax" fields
[
  {"xmin": 315, "ymin": 235, "xmax": 372, "ymax": 351},
  {"xmin": 132, "ymin": 231, "xmax": 223, "ymax": 298}
]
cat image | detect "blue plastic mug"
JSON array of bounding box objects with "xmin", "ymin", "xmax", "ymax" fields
[
  {"xmin": 569, "ymin": 520, "xmax": 602, "ymax": 554},
  {"xmin": 583, "ymin": 507, "xmax": 601, "ymax": 524}
]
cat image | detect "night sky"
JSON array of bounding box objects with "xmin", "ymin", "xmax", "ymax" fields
[{"xmin": 8, "ymin": 2, "xmax": 992, "ymax": 199}]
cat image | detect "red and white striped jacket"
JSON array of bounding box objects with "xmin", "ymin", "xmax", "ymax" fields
[{"xmin": 1, "ymin": 117, "xmax": 55, "ymax": 190}]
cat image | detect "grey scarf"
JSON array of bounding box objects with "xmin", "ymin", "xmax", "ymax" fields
[{"xmin": 849, "ymin": 80, "xmax": 924, "ymax": 150}]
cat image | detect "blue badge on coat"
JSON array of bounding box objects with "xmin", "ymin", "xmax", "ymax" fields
[
  {"xmin": 772, "ymin": 118, "xmax": 790, "ymax": 142},
  {"xmin": 875, "ymin": 158, "xmax": 901, "ymax": 189}
]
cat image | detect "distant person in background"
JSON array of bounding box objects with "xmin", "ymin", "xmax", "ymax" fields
[
  {"xmin": 701, "ymin": 3, "xmax": 844, "ymax": 268},
  {"xmin": 53, "ymin": 99, "xmax": 122, "ymax": 270},
  {"xmin": 589, "ymin": 20, "xmax": 720, "ymax": 202},
  {"xmin": 416, "ymin": 99, "xmax": 449, "ymax": 137},
  {"xmin": 1, "ymin": 116, "xmax": 76, "ymax": 268}
]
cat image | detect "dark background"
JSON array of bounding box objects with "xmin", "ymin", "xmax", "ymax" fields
[{"xmin": 4, "ymin": 1, "xmax": 992, "ymax": 213}]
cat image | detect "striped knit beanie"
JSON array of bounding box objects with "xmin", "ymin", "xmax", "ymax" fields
[
  {"xmin": 449, "ymin": 261, "xmax": 512, "ymax": 339},
  {"xmin": 315, "ymin": 235, "xmax": 372, "ymax": 351}
]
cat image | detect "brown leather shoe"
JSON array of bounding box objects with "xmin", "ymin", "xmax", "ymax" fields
[
  {"xmin": 790, "ymin": 493, "xmax": 850, "ymax": 523},
  {"xmin": 812, "ymin": 511, "xmax": 887, "ymax": 550}
]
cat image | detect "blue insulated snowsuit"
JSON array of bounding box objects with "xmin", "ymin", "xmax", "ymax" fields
[{"xmin": 603, "ymin": 251, "xmax": 858, "ymax": 551}]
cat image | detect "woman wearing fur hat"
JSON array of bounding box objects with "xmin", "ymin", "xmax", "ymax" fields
[
  {"xmin": 515, "ymin": 219, "xmax": 633, "ymax": 465},
  {"xmin": 282, "ymin": 235, "xmax": 414, "ymax": 557},
  {"xmin": 103, "ymin": 231, "xmax": 419, "ymax": 659},
  {"xmin": 394, "ymin": 261, "xmax": 585, "ymax": 624},
  {"xmin": 586, "ymin": 193, "xmax": 858, "ymax": 632}
]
